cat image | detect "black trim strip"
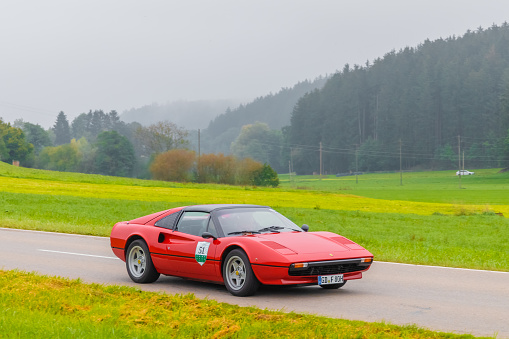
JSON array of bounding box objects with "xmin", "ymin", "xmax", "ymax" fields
[
  {"xmin": 252, "ymin": 263, "xmax": 288, "ymax": 269},
  {"xmin": 111, "ymin": 247, "xmax": 124, "ymax": 251},
  {"xmin": 306, "ymin": 258, "xmax": 361, "ymax": 267},
  {"xmin": 152, "ymin": 252, "xmax": 220, "ymax": 262}
]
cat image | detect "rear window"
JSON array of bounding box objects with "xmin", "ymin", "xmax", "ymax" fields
[{"xmin": 154, "ymin": 212, "xmax": 180, "ymax": 229}]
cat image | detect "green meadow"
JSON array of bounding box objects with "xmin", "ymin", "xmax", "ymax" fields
[
  {"xmin": 1, "ymin": 162, "xmax": 508, "ymax": 270},
  {"xmin": 280, "ymin": 169, "xmax": 509, "ymax": 205},
  {"xmin": 0, "ymin": 162, "xmax": 506, "ymax": 337}
]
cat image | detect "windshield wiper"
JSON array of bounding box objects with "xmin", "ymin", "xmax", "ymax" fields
[
  {"xmin": 227, "ymin": 230, "xmax": 260, "ymax": 235},
  {"xmin": 258, "ymin": 226, "xmax": 285, "ymax": 233}
]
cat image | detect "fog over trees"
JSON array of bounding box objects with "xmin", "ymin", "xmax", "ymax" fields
[
  {"xmin": 5, "ymin": 24, "xmax": 509, "ymax": 177},
  {"xmin": 289, "ymin": 24, "xmax": 509, "ymax": 174}
]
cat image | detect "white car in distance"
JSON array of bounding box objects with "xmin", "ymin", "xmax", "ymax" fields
[{"xmin": 456, "ymin": 170, "xmax": 474, "ymax": 175}]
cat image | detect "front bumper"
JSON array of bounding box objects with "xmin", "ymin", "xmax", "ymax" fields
[{"xmin": 252, "ymin": 258, "xmax": 371, "ymax": 285}]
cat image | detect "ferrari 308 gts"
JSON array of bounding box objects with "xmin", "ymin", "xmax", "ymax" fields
[{"xmin": 110, "ymin": 204, "xmax": 373, "ymax": 296}]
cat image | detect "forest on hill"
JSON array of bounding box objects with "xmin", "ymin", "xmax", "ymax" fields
[
  {"xmin": 120, "ymin": 100, "xmax": 239, "ymax": 130},
  {"xmin": 5, "ymin": 24, "xmax": 509, "ymax": 179},
  {"xmin": 197, "ymin": 78, "xmax": 327, "ymax": 155},
  {"xmin": 288, "ymin": 24, "xmax": 509, "ymax": 174}
]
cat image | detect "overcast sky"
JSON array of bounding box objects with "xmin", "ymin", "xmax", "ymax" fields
[{"xmin": 1, "ymin": 1, "xmax": 509, "ymax": 128}]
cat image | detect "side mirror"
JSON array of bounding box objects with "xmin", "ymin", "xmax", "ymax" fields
[
  {"xmin": 202, "ymin": 232, "xmax": 217, "ymax": 240},
  {"xmin": 301, "ymin": 224, "xmax": 309, "ymax": 232}
]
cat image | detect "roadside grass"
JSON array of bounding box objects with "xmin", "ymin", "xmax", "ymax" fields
[
  {"xmin": 2, "ymin": 191, "xmax": 508, "ymax": 271},
  {"xmin": 0, "ymin": 270, "xmax": 485, "ymax": 339},
  {"xmin": 286, "ymin": 208, "xmax": 509, "ymax": 271}
]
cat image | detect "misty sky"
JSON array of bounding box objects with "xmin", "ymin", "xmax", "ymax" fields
[{"xmin": 1, "ymin": 0, "xmax": 509, "ymax": 128}]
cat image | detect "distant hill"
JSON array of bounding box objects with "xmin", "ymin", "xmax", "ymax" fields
[
  {"xmin": 199, "ymin": 78, "xmax": 327, "ymax": 154},
  {"xmin": 120, "ymin": 99, "xmax": 240, "ymax": 130},
  {"xmin": 289, "ymin": 24, "xmax": 509, "ymax": 174}
]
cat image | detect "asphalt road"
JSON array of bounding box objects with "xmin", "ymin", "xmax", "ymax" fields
[{"xmin": 1, "ymin": 227, "xmax": 508, "ymax": 338}]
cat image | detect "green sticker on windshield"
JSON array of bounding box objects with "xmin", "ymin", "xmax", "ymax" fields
[{"xmin": 195, "ymin": 241, "xmax": 210, "ymax": 266}]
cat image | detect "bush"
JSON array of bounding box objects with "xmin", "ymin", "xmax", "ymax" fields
[
  {"xmin": 252, "ymin": 164, "xmax": 279, "ymax": 187},
  {"xmin": 235, "ymin": 158, "xmax": 263, "ymax": 185},
  {"xmin": 152, "ymin": 150, "xmax": 278, "ymax": 187},
  {"xmin": 150, "ymin": 149, "xmax": 196, "ymax": 182}
]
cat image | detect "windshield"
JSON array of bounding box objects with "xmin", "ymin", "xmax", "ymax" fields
[{"xmin": 215, "ymin": 208, "xmax": 302, "ymax": 237}]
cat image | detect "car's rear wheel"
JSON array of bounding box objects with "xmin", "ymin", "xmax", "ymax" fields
[
  {"xmin": 126, "ymin": 239, "xmax": 160, "ymax": 283},
  {"xmin": 223, "ymin": 249, "xmax": 259, "ymax": 297},
  {"xmin": 320, "ymin": 281, "xmax": 347, "ymax": 289}
]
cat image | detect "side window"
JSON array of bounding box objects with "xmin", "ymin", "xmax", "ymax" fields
[
  {"xmin": 207, "ymin": 218, "xmax": 218, "ymax": 238},
  {"xmin": 175, "ymin": 212, "xmax": 209, "ymax": 236},
  {"xmin": 154, "ymin": 212, "xmax": 180, "ymax": 229}
]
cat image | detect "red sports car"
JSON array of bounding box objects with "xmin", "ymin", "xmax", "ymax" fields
[{"xmin": 110, "ymin": 204, "xmax": 373, "ymax": 296}]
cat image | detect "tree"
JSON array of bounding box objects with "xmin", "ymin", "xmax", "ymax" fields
[
  {"xmin": 20, "ymin": 122, "xmax": 52, "ymax": 154},
  {"xmin": 252, "ymin": 164, "xmax": 279, "ymax": 187},
  {"xmin": 357, "ymin": 138, "xmax": 395, "ymax": 172},
  {"xmin": 136, "ymin": 121, "xmax": 188, "ymax": 156},
  {"xmin": 37, "ymin": 142, "xmax": 80, "ymax": 172},
  {"xmin": 197, "ymin": 153, "xmax": 236, "ymax": 185},
  {"xmin": 287, "ymin": 24, "xmax": 509, "ymax": 173},
  {"xmin": 71, "ymin": 112, "xmax": 92, "ymax": 140},
  {"xmin": 231, "ymin": 122, "xmax": 283, "ymax": 172},
  {"xmin": 503, "ymin": 129, "xmax": 509, "ymax": 171},
  {"xmin": 94, "ymin": 131, "xmax": 136, "ymax": 177},
  {"xmin": 0, "ymin": 119, "xmax": 34, "ymax": 165},
  {"xmin": 53, "ymin": 111, "xmax": 71, "ymax": 146},
  {"xmin": 235, "ymin": 158, "xmax": 263, "ymax": 185},
  {"xmin": 150, "ymin": 149, "xmax": 196, "ymax": 182}
]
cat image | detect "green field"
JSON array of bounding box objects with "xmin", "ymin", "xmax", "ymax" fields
[
  {"xmin": 280, "ymin": 169, "xmax": 509, "ymax": 205},
  {"xmin": 1, "ymin": 162, "xmax": 506, "ymax": 337},
  {"xmin": 1, "ymin": 162, "xmax": 508, "ymax": 270}
]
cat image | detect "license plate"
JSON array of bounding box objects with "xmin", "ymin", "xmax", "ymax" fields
[{"xmin": 318, "ymin": 274, "xmax": 344, "ymax": 285}]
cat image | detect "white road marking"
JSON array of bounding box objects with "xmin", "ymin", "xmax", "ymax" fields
[
  {"xmin": 376, "ymin": 261, "xmax": 509, "ymax": 274},
  {"xmin": 38, "ymin": 249, "xmax": 120, "ymax": 260},
  {"xmin": 3, "ymin": 227, "xmax": 506, "ymax": 275},
  {"xmin": 0, "ymin": 226, "xmax": 106, "ymax": 239}
]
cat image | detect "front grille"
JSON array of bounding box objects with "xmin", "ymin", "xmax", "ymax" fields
[{"xmin": 289, "ymin": 262, "xmax": 366, "ymax": 277}]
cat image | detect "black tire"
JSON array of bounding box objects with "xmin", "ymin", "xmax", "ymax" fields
[
  {"xmin": 126, "ymin": 239, "xmax": 160, "ymax": 283},
  {"xmin": 320, "ymin": 281, "xmax": 347, "ymax": 289},
  {"xmin": 223, "ymin": 249, "xmax": 260, "ymax": 297}
]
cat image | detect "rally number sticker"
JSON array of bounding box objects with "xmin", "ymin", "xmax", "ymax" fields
[{"xmin": 195, "ymin": 241, "xmax": 210, "ymax": 266}]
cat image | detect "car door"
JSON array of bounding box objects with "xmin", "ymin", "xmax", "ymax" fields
[
  {"xmin": 167, "ymin": 211, "xmax": 218, "ymax": 279},
  {"xmin": 150, "ymin": 211, "xmax": 182, "ymax": 276}
]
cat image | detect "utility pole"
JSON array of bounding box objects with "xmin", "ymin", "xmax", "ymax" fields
[
  {"xmin": 355, "ymin": 144, "xmax": 359, "ymax": 184},
  {"xmin": 319, "ymin": 142, "xmax": 323, "ymax": 178},
  {"xmin": 458, "ymin": 135, "xmax": 461, "ymax": 189},
  {"xmin": 399, "ymin": 139, "xmax": 403, "ymax": 186},
  {"xmin": 290, "ymin": 147, "xmax": 293, "ymax": 173},
  {"xmin": 197, "ymin": 129, "xmax": 201, "ymax": 181}
]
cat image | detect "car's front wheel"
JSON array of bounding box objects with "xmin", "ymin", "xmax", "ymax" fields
[
  {"xmin": 223, "ymin": 249, "xmax": 260, "ymax": 297},
  {"xmin": 126, "ymin": 239, "xmax": 160, "ymax": 283},
  {"xmin": 320, "ymin": 281, "xmax": 347, "ymax": 289}
]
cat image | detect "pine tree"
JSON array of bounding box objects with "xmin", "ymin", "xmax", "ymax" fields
[{"xmin": 53, "ymin": 111, "xmax": 71, "ymax": 146}]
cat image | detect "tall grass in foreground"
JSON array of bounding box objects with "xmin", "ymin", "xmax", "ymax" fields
[{"xmin": 0, "ymin": 270, "xmax": 485, "ymax": 339}]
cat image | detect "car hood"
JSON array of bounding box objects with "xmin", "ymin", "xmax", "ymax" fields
[{"xmin": 256, "ymin": 231, "xmax": 367, "ymax": 255}]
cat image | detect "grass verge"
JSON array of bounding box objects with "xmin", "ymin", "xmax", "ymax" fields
[{"xmin": 0, "ymin": 270, "xmax": 486, "ymax": 338}]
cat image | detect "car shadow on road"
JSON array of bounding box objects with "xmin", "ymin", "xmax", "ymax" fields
[{"xmin": 142, "ymin": 275, "xmax": 365, "ymax": 299}]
